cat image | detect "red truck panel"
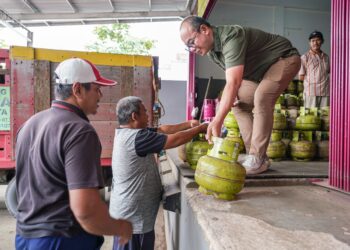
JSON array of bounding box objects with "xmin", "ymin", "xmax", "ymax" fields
[{"xmin": 2, "ymin": 53, "xmax": 156, "ymax": 169}]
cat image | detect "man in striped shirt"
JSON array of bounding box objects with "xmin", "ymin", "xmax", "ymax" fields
[{"xmin": 299, "ymin": 31, "xmax": 330, "ymax": 108}]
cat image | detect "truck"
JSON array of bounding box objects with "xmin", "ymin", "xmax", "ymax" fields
[{"xmin": 0, "ymin": 46, "xmax": 160, "ymax": 215}]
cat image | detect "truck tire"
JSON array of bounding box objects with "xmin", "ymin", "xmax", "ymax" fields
[{"xmin": 5, "ymin": 178, "xmax": 18, "ymax": 218}]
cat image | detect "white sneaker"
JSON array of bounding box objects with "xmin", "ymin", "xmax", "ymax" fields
[
  {"xmin": 239, "ymin": 154, "xmax": 270, "ymax": 167},
  {"xmin": 241, "ymin": 155, "xmax": 270, "ymax": 175},
  {"xmin": 237, "ymin": 154, "xmax": 249, "ymax": 164}
]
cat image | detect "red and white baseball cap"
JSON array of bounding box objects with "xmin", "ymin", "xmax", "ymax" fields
[{"xmin": 54, "ymin": 58, "xmax": 117, "ymax": 86}]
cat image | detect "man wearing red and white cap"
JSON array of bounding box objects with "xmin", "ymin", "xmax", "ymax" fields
[{"xmin": 15, "ymin": 58, "xmax": 132, "ymax": 250}]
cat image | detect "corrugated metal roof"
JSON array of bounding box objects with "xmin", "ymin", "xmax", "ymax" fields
[{"xmin": 0, "ymin": 0, "xmax": 196, "ymax": 27}]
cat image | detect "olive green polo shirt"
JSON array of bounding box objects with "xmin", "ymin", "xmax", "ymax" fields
[{"xmin": 208, "ymin": 25, "xmax": 299, "ymax": 82}]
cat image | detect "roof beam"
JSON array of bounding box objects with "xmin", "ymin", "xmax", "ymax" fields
[
  {"xmin": 22, "ymin": 0, "xmax": 40, "ymax": 13},
  {"xmin": 10, "ymin": 10, "xmax": 190, "ymax": 21},
  {"xmin": 65, "ymin": 0, "xmax": 77, "ymax": 13},
  {"xmin": 0, "ymin": 8, "xmax": 32, "ymax": 33},
  {"xmin": 14, "ymin": 17, "xmax": 183, "ymax": 27},
  {"xmin": 0, "ymin": 8, "xmax": 33, "ymax": 46},
  {"xmin": 108, "ymin": 0, "xmax": 115, "ymax": 12},
  {"xmin": 185, "ymin": 0, "xmax": 196, "ymax": 13}
]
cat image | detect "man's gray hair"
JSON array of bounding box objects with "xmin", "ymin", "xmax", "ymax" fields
[
  {"xmin": 54, "ymin": 82, "xmax": 91, "ymax": 100},
  {"xmin": 116, "ymin": 96, "xmax": 143, "ymax": 125}
]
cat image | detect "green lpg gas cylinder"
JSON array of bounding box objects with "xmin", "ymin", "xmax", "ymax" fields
[
  {"xmin": 295, "ymin": 107, "xmax": 321, "ymax": 131},
  {"xmin": 290, "ymin": 140, "xmax": 316, "ymax": 161},
  {"xmin": 275, "ymin": 94, "xmax": 285, "ymax": 108},
  {"xmin": 267, "ymin": 140, "xmax": 286, "ymax": 161},
  {"xmin": 224, "ymin": 111, "xmax": 239, "ymax": 130},
  {"xmin": 195, "ymin": 137, "xmax": 246, "ymax": 201},
  {"xmin": 273, "ymin": 109, "xmax": 287, "ymax": 130},
  {"xmin": 185, "ymin": 134, "xmax": 210, "ymax": 170},
  {"xmin": 225, "ymin": 130, "xmax": 245, "ymax": 153},
  {"xmin": 290, "ymin": 131, "xmax": 316, "ymax": 161},
  {"xmin": 270, "ymin": 130, "xmax": 282, "ymax": 142},
  {"xmin": 285, "ymin": 94, "xmax": 298, "ymax": 108}
]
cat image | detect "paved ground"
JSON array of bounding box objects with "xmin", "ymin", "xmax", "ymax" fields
[
  {"xmin": 0, "ymin": 184, "xmax": 166, "ymax": 250},
  {"xmin": 0, "ymin": 184, "xmax": 16, "ymax": 250}
]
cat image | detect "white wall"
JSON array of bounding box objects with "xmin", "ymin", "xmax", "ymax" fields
[
  {"xmin": 159, "ymin": 80, "xmax": 187, "ymax": 125},
  {"xmin": 196, "ymin": 0, "xmax": 331, "ymax": 79}
]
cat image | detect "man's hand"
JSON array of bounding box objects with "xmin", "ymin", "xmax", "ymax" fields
[
  {"xmin": 199, "ymin": 122, "xmax": 209, "ymax": 133},
  {"xmin": 206, "ymin": 120, "xmax": 222, "ymax": 143},
  {"xmin": 204, "ymin": 65, "xmax": 242, "ymax": 143},
  {"xmin": 189, "ymin": 119, "xmax": 200, "ymax": 127},
  {"xmin": 163, "ymin": 121, "xmax": 208, "ymax": 149},
  {"xmin": 116, "ymin": 219, "xmax": 133, "ymax": 245}
]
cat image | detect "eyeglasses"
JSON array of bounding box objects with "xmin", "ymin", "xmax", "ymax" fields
[{"xmin": 185, "ymin": 32, "xmax": 199, "ymax": 52}]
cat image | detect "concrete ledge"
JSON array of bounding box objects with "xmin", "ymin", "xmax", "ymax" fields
[{"xmin": 183, "ymin": 178, "xmax": 350, "ymax": 250}]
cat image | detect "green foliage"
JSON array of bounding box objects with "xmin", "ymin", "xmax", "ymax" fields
[{"xmin": 86, "ymin": 23, "xmax": 156, "ymax": 55}]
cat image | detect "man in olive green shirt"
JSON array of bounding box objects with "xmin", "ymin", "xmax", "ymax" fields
[{"xmin": 180, "ymin": 16, "xmax": 301, "ymax": 175}]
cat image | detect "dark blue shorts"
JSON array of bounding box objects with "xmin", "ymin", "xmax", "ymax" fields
[
  {"xmin": 113, "ymin": 230, "xmax": 155, "ymax": 250},
  {"xmin": 15, "ymin": 232, "xmax": 104, "ymax": 250}
]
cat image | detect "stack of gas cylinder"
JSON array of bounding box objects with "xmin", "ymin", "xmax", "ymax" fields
[
  {"xmin": 177, "ymin": 80, "xmax": 330, "ymax": 201},
  {"xmin": 270, "ymin": 80, "xmax": 330, "ymax": 161},
  {"xmin": 267, "ymin": 105, "xmax": 288, "ymax": 161}
]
